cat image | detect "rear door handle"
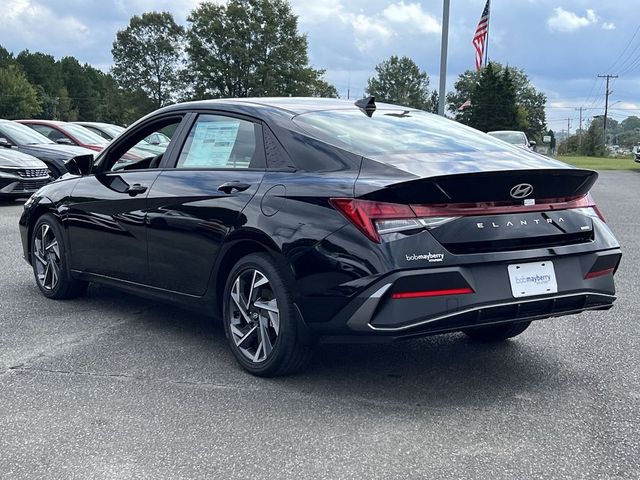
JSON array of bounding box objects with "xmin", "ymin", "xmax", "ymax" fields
[
  {"xmin": 218, "ymin": 181, "xmax": 251, "ymax": 194},
  {"xmin": 126, "ymin": 183, "xmax": 148, "ymax": 196}
]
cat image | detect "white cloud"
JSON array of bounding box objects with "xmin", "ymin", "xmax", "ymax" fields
[
  {"xmin": 351, "ymin": 14, "xmax": 394, "ymax": 51},
  {"xmin": 293, "ymin": 0, "xmax": 439, "ymax": 53},
  {"xmin": 293, "ymin": 0, "xmax": 344, "ymax": 22},
  {"xmin": 602, "ymin": 22, "xmax": 616, "ymax": 30},
  {"xmin": 5, "ymin": 0, "xmax": 90, "ymax": 43},
  {"xmin": 382, "ymin": 2, "xmax": 440, "ymax": 34},
  {"xmin": 547, "ymin": 8, "xmax": 598, "ymax": 32}
]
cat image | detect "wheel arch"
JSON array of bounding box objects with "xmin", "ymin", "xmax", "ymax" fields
[
  {"xmin": 209, "ymin": 228, "xmax": 297, "ymax": 316},
  {"xmin": 25, "ymin": 197, "xmax": 62, "ymax": 264}
]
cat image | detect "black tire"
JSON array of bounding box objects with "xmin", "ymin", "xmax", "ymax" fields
[
  {"xmin": 222, "ymin": 253, "xmax": 312, "ymax": 377},
  {"xmin": 463, "ymin": 321, "xmax": 531, "ymax": 342},
  {"xmin": 31, "ymin": 213, "xmax": 87, "ymax": 299}
]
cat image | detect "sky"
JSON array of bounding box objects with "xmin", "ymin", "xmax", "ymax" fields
[{"xmin": 3, "ymin": 0, "xmax": 640, "ymax": 133}]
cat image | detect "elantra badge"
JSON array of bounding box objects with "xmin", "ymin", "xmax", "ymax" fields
[{"xmin": 510, "ymin": 183, "xmax": 534, "ymax": 199}]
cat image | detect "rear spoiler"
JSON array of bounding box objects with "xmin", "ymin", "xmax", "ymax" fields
[{"xmin": 356, "ymin": 168, "xmax": 598, "ymax": 204}]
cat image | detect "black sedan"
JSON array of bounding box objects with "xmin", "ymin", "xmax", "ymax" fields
[
  {"xmin": 0, "ymin": 148, "xmax": 51, "ymax": 198},
  {"xmin": 0, "ymin": 120, "xmax": 95, "ymax": 178},
  {"xmin": 19, "ymin": 98, "xmax": 621, "ymax": 376}
]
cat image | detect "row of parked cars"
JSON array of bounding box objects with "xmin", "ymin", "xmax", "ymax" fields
[{"xmin": 0, "ymin": 119, "xmax": 169, "ymax": 199}]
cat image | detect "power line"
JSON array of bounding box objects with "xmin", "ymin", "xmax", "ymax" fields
[{"xmin": 605, "ymin": 23, "xmax": 640, "ymax": 72}]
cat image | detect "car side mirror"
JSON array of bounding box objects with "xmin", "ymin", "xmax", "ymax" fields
[
  {"xmin": 529, "ymin": 140, "xmax": 537, "ymax": 147},
  {"xmin": 64, "ymin": 154, "xmax": 94, "ymax": 176},
  {"xmin": 56, "ymin": 138, "xmax": 75, "ymax": 146},
  {"xmin": 0, "ymin": 137, "xmax": 12, "ymax": 147}
]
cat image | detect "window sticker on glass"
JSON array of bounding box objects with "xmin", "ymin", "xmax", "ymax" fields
[{"xmin": 181, "ymin": 120, "xmax": 240, "ymax": 167}]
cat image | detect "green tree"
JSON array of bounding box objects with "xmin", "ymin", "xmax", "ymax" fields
[
  {"xmin": 15, "ymin": 50, "xmax": 63, "ymax": 95},
  {"xmin": 447, "ymin": 62, "xmax": 547, "ymax": 140},
  {"xmin": 112, "ymin": 11, "xmax": 184, "ymax": 108},
  {"xmin": 0, "ymin": 46, "xmax": 14, "ymax": 69},
  {"xmin": 310, "ymin": 75, "xmax": 339, "ymax": 98},
  {"xmin": 365, "ymin": 56, "xmax": 436, "ymax": 111},
  {"xmin": 547, "ymin": 129, "xmax": 556, "ymax": 152},
  {"xmin": 582, "ymin": 121, "xmax": 606, "ymax": 157},
  {"xmin": 465, "ymin": 63, "xmax": 525, "ymax": 133},
  {"xmin": 620, "ymin": 115, "xmax": 640, "ymax": 131},
  {"xmin": 185, "ymin": 0, "xmax": 335, "ymax": 98},
  {"xmin": 0, "ymin": 65, "xmax": 42, "ymax": 119}
]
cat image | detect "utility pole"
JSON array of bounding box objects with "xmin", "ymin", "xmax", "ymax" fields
[
  {"xmin": 437, "ymin": 0, "xmax": 451, "ymax": 116},
  {"xmin": 575, "ymin": 107, "xmax": 583, "ymax": 148},
  {"xmin": 598, "ymin": 74, "xmax": 618, "ymax": 145},
  {"xmin": 567, "ymin": 118, "xmax": 572, "ymax": 137}
]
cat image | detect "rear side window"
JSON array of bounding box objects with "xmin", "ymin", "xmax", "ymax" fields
[
  {"xmin": 176, "ymin": 115, "xmax": 261, "ymax": 169},
  {"xmin": 30, "ymin": 125, "xmax": 66, "ymax": 142},
  {"xmin": 293, "ymin": 109, "xmax": 519, "ymax": 158}
]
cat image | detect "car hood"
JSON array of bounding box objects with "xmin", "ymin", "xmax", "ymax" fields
[
  {"xmin": 0, "ymin": 149, "xmax": 47, "ymax": 168},
  {"xmin": 17, "ymin": 143, "xmax": 95, "ymax": 161}
]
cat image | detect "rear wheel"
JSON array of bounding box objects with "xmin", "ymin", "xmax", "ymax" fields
[
  {"xmin": 463, "ymin": 321, "xmax": 531, "ymax": 341},
  {"xmin": 32, "ymin": 214, "xmax": 87, "ymax": 299},
  {"xmin": 223, "ymin": 253, "xmax": 312, "ymax": 377}
]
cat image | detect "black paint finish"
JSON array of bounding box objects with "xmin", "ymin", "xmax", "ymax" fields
[{"xmin": 19, "ymin": 98, "xmax": 621, "ymax": 341}]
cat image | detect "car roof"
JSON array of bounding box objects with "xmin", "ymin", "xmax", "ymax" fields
[
  {"xmin": 73, "ymin": 121, "xmax": 120, "ymax": 128},
  {"xmin": 17, "ymin": 119, "xmax": 67, "ymax": 126},
  {"xmin": 159, "ymin": 97, "xmax": 412, "ymax": 118}
]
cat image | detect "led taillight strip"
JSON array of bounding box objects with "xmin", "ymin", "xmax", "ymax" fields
[
  {"xmin": 584, "ymin": 268, "xmax": 614, "ymax": 280},
  {"xmin": 410, "ymin": 195, "xmax": 597, "ymax": 217},
  {"xmin": 391, "ymin": 287, "xmax": 474, "ymax": 299}
]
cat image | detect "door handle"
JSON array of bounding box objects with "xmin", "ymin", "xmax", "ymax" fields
[
  {"xmin": 126, "ymin": 183, "xmax": 148, "ymax": 196},
  {"xmin": 218, "ymin": 181, "xmax": 251, "ymax": 194}
]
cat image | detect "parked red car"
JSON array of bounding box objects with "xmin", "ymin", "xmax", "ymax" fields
[{"xmin": 17, "ymin": 120, "xmax": 110, "ymax": 152}]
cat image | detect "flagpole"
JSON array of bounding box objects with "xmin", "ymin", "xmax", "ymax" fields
[
  {"xmin": 484, "ymin": 0, "xmax": 490, "ymax": 66},
  {"xmin": 437, "ymin": 0, "xmax": 451, "ymax": 116}
]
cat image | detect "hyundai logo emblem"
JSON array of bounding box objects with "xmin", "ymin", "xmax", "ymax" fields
[{"xmin": 510, "ymin": 183, "xmax": 534, "ymax": 199}]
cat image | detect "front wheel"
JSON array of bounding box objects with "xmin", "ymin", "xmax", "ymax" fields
[
  {"xmin": 462, "ymin": 321, "xmax": 531, "ymax": 341},
  {"xmin": 31, "ymin": 214, "xmax": 87, "ymax": 299},
  {"xmin": 222, "ymin": 253, "xmax": 312, "ymax": 377}
]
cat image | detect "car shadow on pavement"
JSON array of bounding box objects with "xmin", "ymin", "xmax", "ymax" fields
[{"xmin": 59, "ymin": 283, "xmax": 572, "ymax": 411}]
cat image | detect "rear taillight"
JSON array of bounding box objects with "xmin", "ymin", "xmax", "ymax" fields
[
  {"xmin": 330, "ymin": 194, "xmax": 606, "ymax": 243},
  {"xmin": 329, "ymin": 199, "xmax": 457, "ymax": 243}
]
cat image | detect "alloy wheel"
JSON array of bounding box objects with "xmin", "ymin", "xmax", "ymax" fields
[
  {"xmin": 33, "ymin": 223, "xmax": 61, "ymax": 291},
  {"xmin": 228, "ymin": 269, "xmax": 280, "ymax": 363}
]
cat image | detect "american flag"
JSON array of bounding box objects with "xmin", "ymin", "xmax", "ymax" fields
[{"xmin": 473, "ymin": 0, "xmax": 490, "ymax": 71}]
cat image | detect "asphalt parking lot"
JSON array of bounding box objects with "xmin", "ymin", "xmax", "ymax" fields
[{"xmin": 0, "ymin": 171, "xmax": 638, "ymax": 480}]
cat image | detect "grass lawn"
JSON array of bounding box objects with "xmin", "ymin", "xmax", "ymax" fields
[{"xmin": 558, "ymin": 155, "xmax": 640, "ymax": 171}]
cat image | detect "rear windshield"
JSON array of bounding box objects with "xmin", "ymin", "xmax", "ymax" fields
[{"xmin": 293, "ymin": 109, "xmax": 516, "ymax": 158}]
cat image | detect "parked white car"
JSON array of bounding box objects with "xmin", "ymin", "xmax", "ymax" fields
[{"xmin": 487, "ymin": 130, "xmax": 536, "ymax": 151}]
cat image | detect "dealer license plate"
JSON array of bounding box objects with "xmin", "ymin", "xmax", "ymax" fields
[{"xmin": 507, "ymin": 261, "xmax": 558, "ymax": 298}]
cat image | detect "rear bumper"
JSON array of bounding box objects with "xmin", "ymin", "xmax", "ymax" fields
[{"xmin": 308, "ymin": 248, "xmax": 621, "ymax": 340}]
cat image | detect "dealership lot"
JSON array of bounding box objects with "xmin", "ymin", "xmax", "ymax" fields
[{"xmin": 0, "ymin": 171, "xmax": 638, "ymax": 479}]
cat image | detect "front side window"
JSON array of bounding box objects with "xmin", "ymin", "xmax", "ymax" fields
[
  {"xmin": 176, "ymin": 115, "xmax": 259, "ymax": 169},
  {"xmin": 30, "ymin": 125, "xmax": 66, "ymax": 142},
  {"xmin": 108, "ymin": 118, "xmax": 183, "ymax": 171}
]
